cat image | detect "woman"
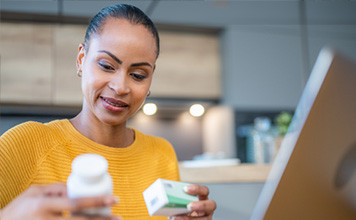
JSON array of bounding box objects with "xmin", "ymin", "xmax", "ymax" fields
[{"xmin": 0, "ymin": 4, "xmax": 216, "ymax": 220}]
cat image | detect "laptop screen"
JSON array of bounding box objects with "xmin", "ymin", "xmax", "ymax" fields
[{"xmin": 251, "ymin": 47, "xmax": 356, "ymax": 220}]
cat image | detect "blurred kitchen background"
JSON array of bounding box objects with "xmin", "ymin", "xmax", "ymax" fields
[{"xmin": 1, "ymin": 1, "xmax": 356, "ymax": 219}]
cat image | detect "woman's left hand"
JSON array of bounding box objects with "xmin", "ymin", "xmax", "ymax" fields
[{"xmin": 170, "ymin": 184, "xmax": 217, "ymax": 220}]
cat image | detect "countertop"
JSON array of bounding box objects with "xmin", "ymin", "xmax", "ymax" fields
[{"xmin": 179, "ymin": 163, "xmax": 272, "ymax": 183}]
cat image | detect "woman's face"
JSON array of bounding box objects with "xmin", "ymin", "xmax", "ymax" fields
[{"xmin": 77, "ymin": 18, "xmax": 157, "ymax": 126}]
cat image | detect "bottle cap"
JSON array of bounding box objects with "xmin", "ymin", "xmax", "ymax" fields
[{"xmin": 72, "ymin": 153, "xmax": 108, "ymax": 182}]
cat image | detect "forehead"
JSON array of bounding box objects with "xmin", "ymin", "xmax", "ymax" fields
[{"xmin": 90, "ymin": 18, "xmax": 156, "ymax": 52}]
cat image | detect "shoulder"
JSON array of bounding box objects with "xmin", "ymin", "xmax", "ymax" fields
[
  {"xmin": 1, "ymin": 119, "xmax": 71, "ymax": 139},
  {"xmin": 1, "ymin": 121, "xmax": 52, "ymax": 140},
  {"xmin": 0, "ymin": 120, "xmax": 70, "ymax": 170},
  {"xmin": 0, "ymin": 120, "xmax": 65, "ymax": 154}
]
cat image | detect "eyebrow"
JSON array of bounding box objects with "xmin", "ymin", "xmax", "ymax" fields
[
  {"xmin": 98, "ymin": 50, "xmax": 152, "ymax": 69},
  {"xmin": 131, "ymin": 62, "xmax": 153, "ymax": 69},
  {"xmin": 98, "ymin": 50, "xmax": 122, "ymax": 64}
]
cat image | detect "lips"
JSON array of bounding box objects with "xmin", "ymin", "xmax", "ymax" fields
[{"xmin": 101, "ymin": 96, "xmax": 129, "ymax": 107}]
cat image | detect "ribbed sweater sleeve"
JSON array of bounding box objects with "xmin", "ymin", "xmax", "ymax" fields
[{"xmin": 0, "ymin": 121, "xmax": 57, "ymax": 208}]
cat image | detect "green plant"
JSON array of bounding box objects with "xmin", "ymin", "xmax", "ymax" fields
[{"xmin": 275, "ymin": 111, "xmax": 293, "ymax": 136}]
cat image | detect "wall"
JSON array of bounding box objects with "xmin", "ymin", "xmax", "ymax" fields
[
  {"xmin": 220, "ymin": 4, "xmax": 356, "ymax": 111},
  {"xmin": 221, "ymin": 25, "xmax": 304, "ymax": 110}
]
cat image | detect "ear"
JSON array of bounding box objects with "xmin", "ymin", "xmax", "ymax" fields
[{"xmin": 76, "ymin": 43, "xmax": 85, "ymax": 70}]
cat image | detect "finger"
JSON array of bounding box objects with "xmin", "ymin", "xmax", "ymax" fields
[
  {"xmin": 66, "ymin": 214, "xmax": 121, "ymax": 220},
  {"xmin": 184, "ymin": 184, "xmax": 209, "ymax": 200},
  {"xmin": 43, "ymin": 183, "xmax": 67, "ymax": 197},
  {"xmin": 188, "ymin": 211, "xmax": 206, "ymax": 217},
  {"xmin": 69, "ymin": 196, "xmax": 119, "ymax": 212},
  {"xmin": 25, "ymin": 185, "xmax": 46, "ymax": 196},
  {"xmin": 191, "ymin": 211, "xmax": 206, "ymax": 217},
  {"xmin": 26, "ymin": 183, "xmax": 67, "ymax": 197},
  {"xmin": 169, "ymin": 216, "xmax": 209, "ymax": 220},
  {"xmin": 169, "ymin": 211, "xmax": 202, "ymax": 218},
  {"xmin": 187, "ymin": 200, "xmax": 217, "ymax": 213},
  {"xmin": 42, "ymin": 195, "xmax": 119, "ymax": 212}
]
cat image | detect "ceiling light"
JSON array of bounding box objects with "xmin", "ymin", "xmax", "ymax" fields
[
  {"xmin": 189, "ymin": 104, "xmax": 205, "ymax": 117},
  {"xmin": 143, "ymin": 103, "xmax": 157, "ymax": 116}
]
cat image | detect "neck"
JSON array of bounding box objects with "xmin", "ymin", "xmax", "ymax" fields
[{"xmin": 69, "ymin": 112, "xmax": 134, "ymax": 148}]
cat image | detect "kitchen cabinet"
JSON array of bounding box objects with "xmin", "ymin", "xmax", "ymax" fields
[
  {"xmin": 0, "ymin": 23, "xmax": 52, "ymax": 104},
  {"xmin": 152, "ymin": 31, "xmax": 221, "ymax": 99},
  {"xmin": 0, "ymin": 22, "xmax": 221, "ymax": 106},
  {"xmin": 53, "ymin": 24, "xmax": 86, "ymax": 105}
]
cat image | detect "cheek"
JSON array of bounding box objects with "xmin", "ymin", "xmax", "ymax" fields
[
  {"xmin": 81, "ymin": 71, "xmax": 105, "ymax": 99},
  {"xmin": 133, "ymin": 88, "xmax": 148, "ymax": 102},
  {"xmin": 133, "ymin": 93, "xmax": 148, "ymax": 114},
  {"xmin": 132, "ymin": 84, "xmax": 151, "ymax": 106},
  {"xmin": 81, "ymin": 74, "xmax": 92, "ymax": 97}
]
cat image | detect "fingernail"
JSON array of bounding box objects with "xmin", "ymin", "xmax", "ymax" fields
[
  {"xmin": 113, "ymin": 196, "xmax": 119, "ymax": 204},
  {"xmin": 184, "ymin": 184, "xmax": 195, "ymax": 193},
  {"xmin": 104, "ymin": 196, "xmax": 118, "ymax": 205},
  {"xmin": 187, "ymin": 203, "xmax": 198, "ymax": 211}
]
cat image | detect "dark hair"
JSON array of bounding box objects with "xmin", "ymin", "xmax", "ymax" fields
[{"xmin": 84, "ymin": 4, "xmax": 160, "ymax": 58}]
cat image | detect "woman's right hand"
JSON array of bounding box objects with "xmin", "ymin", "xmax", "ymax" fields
[{"xmin": 0, "ymin": 183, "xmax": 119, "ymax": 220}]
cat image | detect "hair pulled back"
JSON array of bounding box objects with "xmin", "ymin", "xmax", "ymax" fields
[{"xmin": 84, "ymin": 4, "xmax": 160, "ymax": 58}]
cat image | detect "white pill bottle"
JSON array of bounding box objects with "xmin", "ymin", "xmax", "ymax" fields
[{"xmin": 67, "ymin": 153, "xmax": 113, "ymax": 216}]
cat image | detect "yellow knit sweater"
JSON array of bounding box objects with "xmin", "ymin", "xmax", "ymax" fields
[{"xmin": 0, "ymin": 119, "xmax": 180, "ymax": 219}]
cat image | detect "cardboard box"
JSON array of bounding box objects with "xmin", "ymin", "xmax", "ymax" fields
[{"xmin": 143, "ymin": 178, "xmax": 199, "ymax": 216}]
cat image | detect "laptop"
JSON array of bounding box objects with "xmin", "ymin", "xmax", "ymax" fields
[{"xmin": 250, "ymin": 47, "xmax": 356, "ymax": 220}]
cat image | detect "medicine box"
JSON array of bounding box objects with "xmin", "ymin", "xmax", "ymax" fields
[{"xmin": 143, "ymin": 178, "xmax": 199, "ymax": 216}]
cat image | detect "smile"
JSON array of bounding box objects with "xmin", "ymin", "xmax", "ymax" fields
[{"xmin": 101, "ymin": 97, "xmax": 128, "ymax": 107}]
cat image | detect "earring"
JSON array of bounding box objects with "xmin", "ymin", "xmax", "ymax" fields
[
  {"xmin": 77, "ymin": 69, "xmax": 82, "ymax": 77},
  {"xmin": 147, "ymin": 90, "xmax": 151, "ymax": 97}
]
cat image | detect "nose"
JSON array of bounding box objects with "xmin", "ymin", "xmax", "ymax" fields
[{"xmin": 108, "ymin": 73, "xmax": 130, "ymax": 95}]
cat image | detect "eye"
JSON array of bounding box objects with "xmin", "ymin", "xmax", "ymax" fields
[
  {"xmin": 130, "ymin": 72, "xmax": 147, "ymax": 81},
  {"xmin": 98, "ymin": 61, "xmax": 115, "ymax": 71}
]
